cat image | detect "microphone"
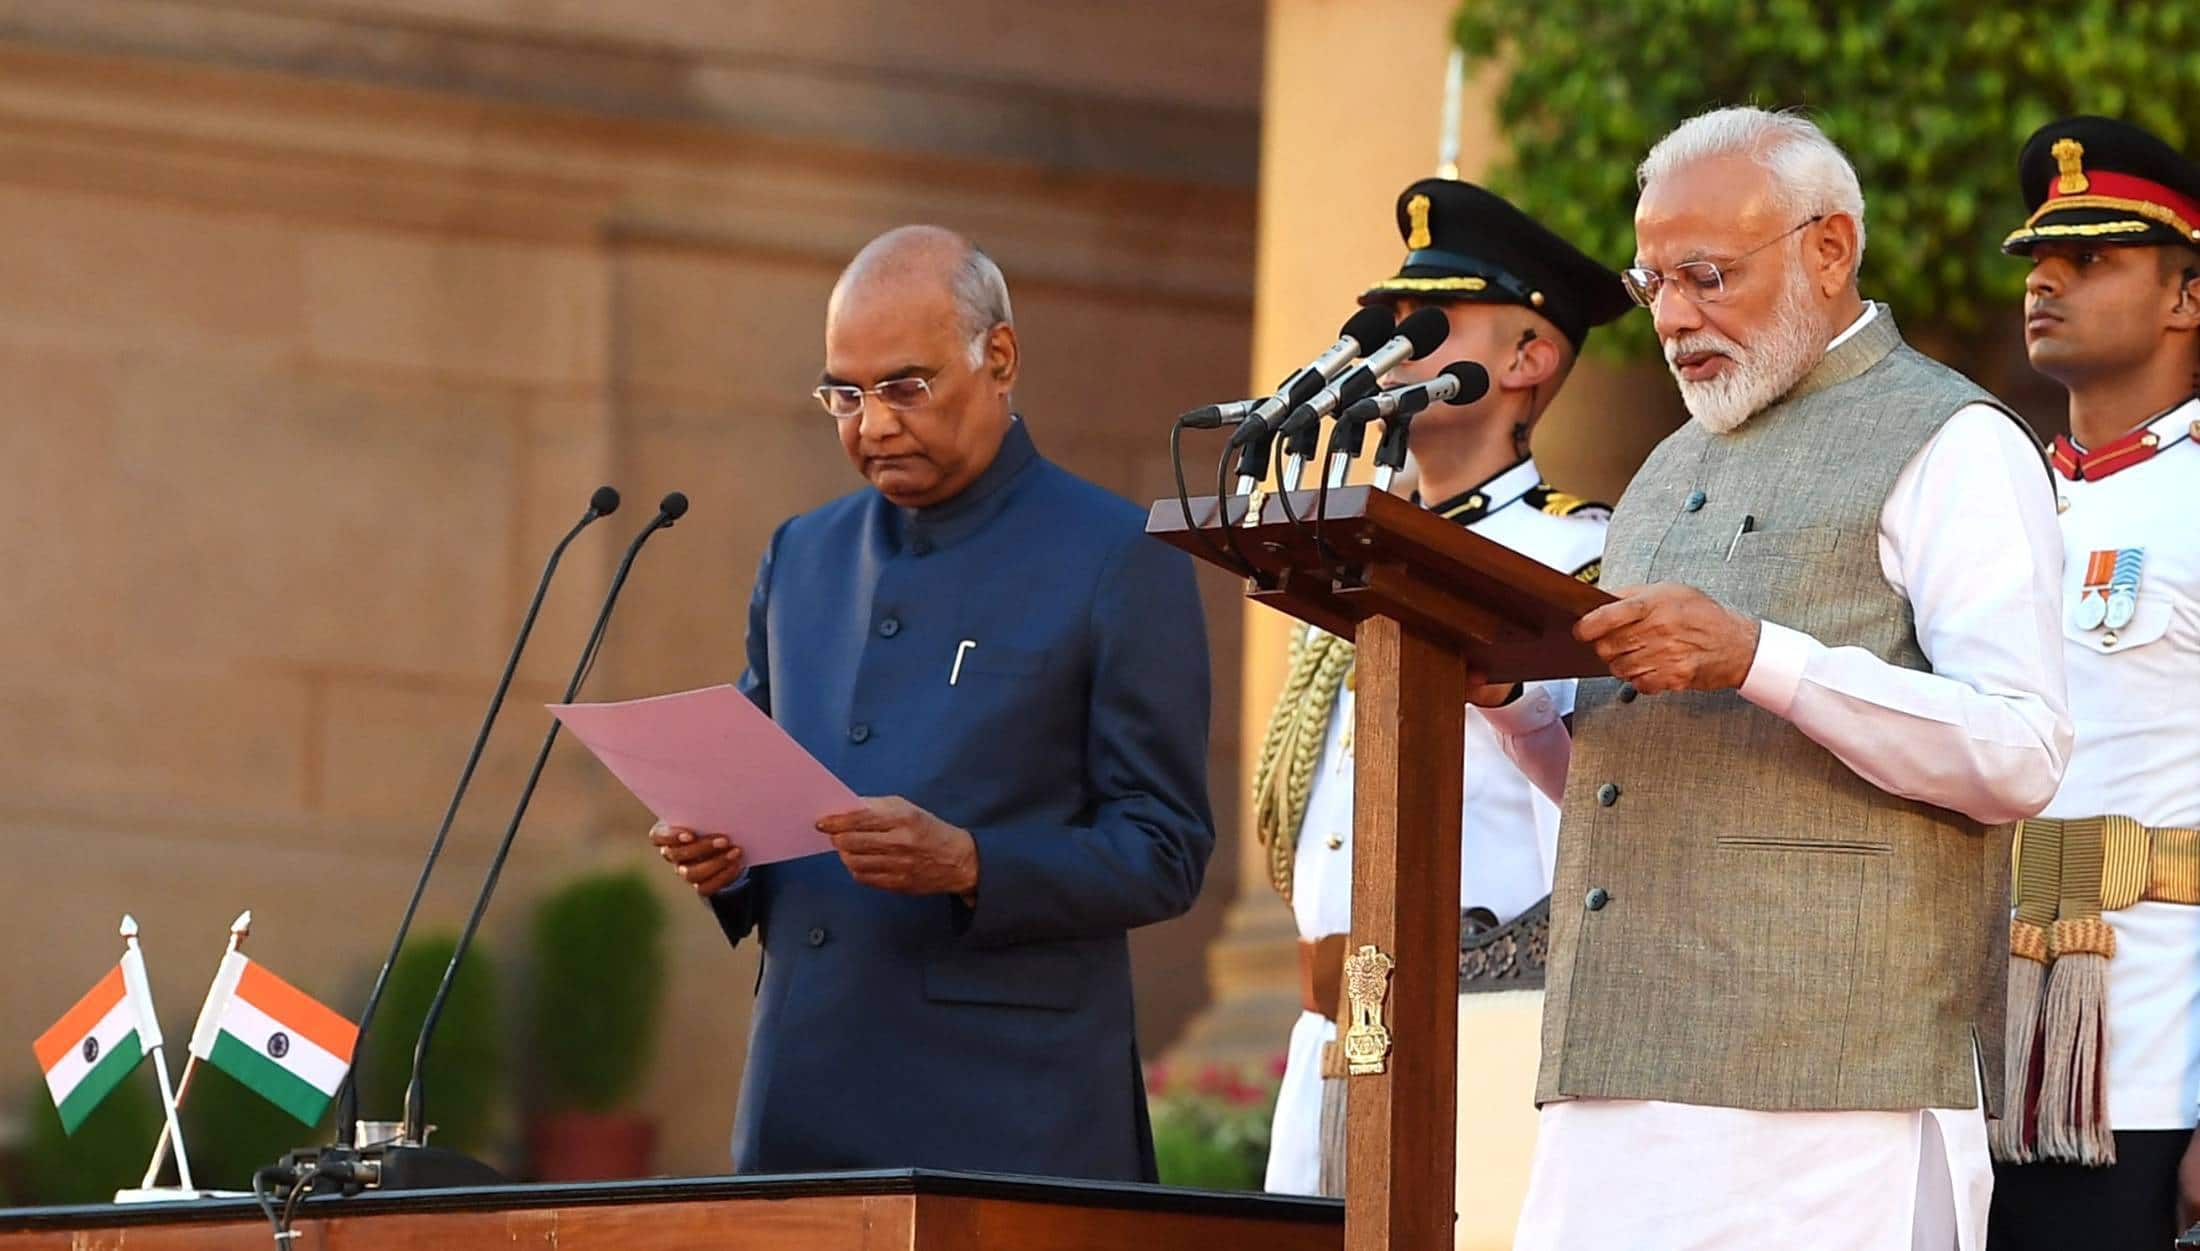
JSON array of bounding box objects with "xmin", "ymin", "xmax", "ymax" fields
[
  {"xmin": 328, "ymin": 485, "xmax": 619, "ymax": 1153},
  {"xmin": 1276, "ymin": 305, "xmax": 1451, "ymax": 441},
  {"xmin": 1220, "ymin": 306, "xmax": 1396, "ymax": 449},
  {"xmin": 384, "ymin": 491, "xmax": 688, "ymax": 1190},
  {"xmin": 1177, "ymin": 398, "xmax": 1257, "ymax": 430},
  {"xmin": 1338, "ymin": 360, "xmax": 1491, "ymax": 428}
]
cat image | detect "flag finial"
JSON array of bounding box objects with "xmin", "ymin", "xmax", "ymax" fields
[
  {"xmin": 230, "ymin": 911, "xmax": 252, "ymax": 938},
  {"xmin": 120, "ymin": 914, "xmax": 139, "ymax": 940}
]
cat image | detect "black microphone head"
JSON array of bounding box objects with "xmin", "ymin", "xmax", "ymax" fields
[
  {"xmin": 658, "ymin": 491, "xmax": 690, "ymax": 521},
  {"xmin": 1339, "ymin": 395, "xmax": 1382, "ymax": 427},
  {"xmin": 1339, "ymin": 305, "xmax": 1397, "ymax": 355},
  {"xmin": 589, "ymin": 485, "xmax": 621, "ymax": 517},
  {"xmin": 1438, "ymin": 361, "xmax": 1492, "ymax": 406},
  {"xmin": 1396, "ymin": 306, "xmax": 1452, "ymax": 360}
]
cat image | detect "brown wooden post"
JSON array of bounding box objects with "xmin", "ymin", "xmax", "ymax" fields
[{"xmin": 1342, "ymin": 612, "xmax": 1465, "ymax": 1251}]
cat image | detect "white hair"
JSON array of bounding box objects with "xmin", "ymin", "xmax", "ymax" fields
[
  {"xmin": 952, "ymin": 245, "xmax": 1014, "ymax": 367},
  {"xmin": 1638, "ymin": 106, "xmax": 1867, "ymax": 276}
]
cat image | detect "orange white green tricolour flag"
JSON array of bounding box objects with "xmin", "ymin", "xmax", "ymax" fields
[
  {"xmin": 33, "ymin": 965, "xmax": 147, "ymax": 1134},
  {"xmin": 187, "ymin": 952, "xmax": 357, "ymax": 1125}
]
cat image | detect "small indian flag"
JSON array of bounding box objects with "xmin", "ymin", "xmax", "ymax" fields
[
  {"xmin": 188, "ymin": 952, "xmax": 357, "ymax": 1125},
  {"xmin": 32, "ymin": 966, "xmax": 147, "ymax": 1134}
]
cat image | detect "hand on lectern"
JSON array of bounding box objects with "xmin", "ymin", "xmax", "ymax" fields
[{"xmin": 652, "ymin": 822, "xmax": 748, "ymax": 895}]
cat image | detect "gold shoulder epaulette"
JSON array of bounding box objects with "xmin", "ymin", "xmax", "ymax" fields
[
  {"xmin": 1571, "ymin": 558, "xmax": 1602, "ymax": 586},
  {"xmin": 1540, "ymin": 489, "xmax": 1609, "ymax": 517}
]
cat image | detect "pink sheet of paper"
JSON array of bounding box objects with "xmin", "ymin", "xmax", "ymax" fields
[{"xmin": 550, "ymin": 684, "xmax": 849, "ymax": 866}]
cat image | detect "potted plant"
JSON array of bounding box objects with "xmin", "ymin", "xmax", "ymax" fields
[
  {"xmin": 356, "ymin": 931, "xmax": 506, "ymax": 1164},
  {"xmin": 525, "ymin": 869, "xmax": 666, "ymax": 1181}
]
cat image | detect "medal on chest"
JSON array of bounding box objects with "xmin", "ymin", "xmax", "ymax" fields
[{"xmin": 2073, "ymin": 547, "xmax": 2145, "ymax": 632}]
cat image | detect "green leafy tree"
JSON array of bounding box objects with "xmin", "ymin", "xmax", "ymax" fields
[{"xmin": 1453, "ymin": 1, "xmax": 2200, "ymax": 361}]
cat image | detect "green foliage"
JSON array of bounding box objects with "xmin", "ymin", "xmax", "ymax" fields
[
  {"xmin": 1452, "ymin": 0, "xmax": 2200, "ymax": 359},
  {"xmin": 9, "ymin": 1075, "xmax": 162, "ymax": 1204},
  {"xmin": 1146, "ymin": 1059, "xmax": 1280, "ymax": 1191},
  {"xmin": 528, "ymin": 870, "xmax": 667, "ymax": 1113},
  {"xmin": 356, "ymin": 932, "xmax": 504, "ymax": 1159}
]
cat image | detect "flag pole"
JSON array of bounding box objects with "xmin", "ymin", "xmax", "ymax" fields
[
  {"xmin": 119, "ymin": 915, "xmax": 195, "ymax": 1194},
  {"xmin": 141, "ymin": 910, "xmax": 249, "ymax": 1189}
]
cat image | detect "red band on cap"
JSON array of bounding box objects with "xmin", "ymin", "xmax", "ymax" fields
[{"xmin": 2047, "ymin": 169, "xmax": 2200, "ymax": 229}]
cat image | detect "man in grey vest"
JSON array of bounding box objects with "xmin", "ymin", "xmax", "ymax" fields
[{"xmin": 1475, "ymin": 108, "xmax": 2072, "ymax": 1251}]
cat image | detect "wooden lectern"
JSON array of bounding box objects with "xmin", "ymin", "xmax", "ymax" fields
[
  {"xmin": 1148, "ymin": 485, "xmax": 1611, "ymax": 1251},
  {"xmin": 0, "ymin": 1171, "xmax": 1341, "ymax": 1250}
]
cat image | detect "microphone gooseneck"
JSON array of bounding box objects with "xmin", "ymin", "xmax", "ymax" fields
[
  {"xmin": 398, "ymin": 492, "xmax": 686, "ymax": 1148},
  {"xmin": 330, "ymin": 485, "xmax": 618, "ymax": 1149}
]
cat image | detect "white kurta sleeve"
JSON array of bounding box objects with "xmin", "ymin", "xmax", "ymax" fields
[{"xmin": 1735, "ymin": 402, "xmax": 2072, "ymax": 824}]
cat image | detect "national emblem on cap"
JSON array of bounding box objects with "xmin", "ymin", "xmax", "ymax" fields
[
  {"xmin": 1361, "ymin": 178, "xmax": 1633, "ymax": 349},
  {"xmin": 2005, "ymin": 116, "xmax": 2200, "ymax": 254}
]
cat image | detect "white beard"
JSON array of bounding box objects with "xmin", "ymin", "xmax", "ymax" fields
[{"xmin": 1664, "ymin": 270, "xmax": 1825, "ymax": 435}]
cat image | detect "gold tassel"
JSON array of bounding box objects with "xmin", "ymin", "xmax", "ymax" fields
[
  {"xmin": 1315, "ymin": 1042, "xmax": 1348, "ymax": 1198},
  {"xmin": 1994, "ymin": 820, "xmax": 2063, "ymax": 1163},
  {"xmin": 2033, "ymin": 815, "xmax": 2118, "ymax": 1166},
  {"xmin": 1991, "ymin": 919, "xmax": 2051, "ymax": 1163}
]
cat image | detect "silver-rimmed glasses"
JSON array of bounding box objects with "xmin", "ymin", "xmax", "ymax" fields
[
  {"xmin": 1622, "ymin": 214, "xmax": 1826, "ymax": 308},
  {"xmin": 813, "ymin": 376, "xmax": 935, "ymax": 419}
]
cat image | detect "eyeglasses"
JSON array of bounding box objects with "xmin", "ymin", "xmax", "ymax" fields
[
  {"xmin": 813, "ymin": 377, "xmax": 935, "ymax": 420},
  {"xmin": 1622, "ymin": 214, "xmax": 1825, "ymax": 308}
]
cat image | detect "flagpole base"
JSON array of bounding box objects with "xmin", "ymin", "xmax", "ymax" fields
[{"xmin": 113, "ymin": 1187, "xmax": 243, "ymax": 1203}]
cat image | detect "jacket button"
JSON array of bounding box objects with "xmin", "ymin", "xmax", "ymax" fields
[
  {"xmin": 909, "ymin": 536, "xmax": 933, "ymax": 556},
  {"xmin": 878, "ymin": 616, "xmax": 901, "ymax": 638},
  {"xmin": 1617, "ymin": 682, "xmax": 1638, "ymax": 703},
  {"xmin": 848, "ymin": 723, "xmax": 871, "ymax": 744},
  {"xmin": 1585, "ymin": 888, "xmax": 1610, "ymax": 912},
  {"xmin": 1683, "ymin": 490, "xmax": 1707, "ymax": 512},
  {"xmin": 806, "ymin": 926, "xmax": 828, "ymax": 947},
  {"xmin": 1596, "ymin": 782, "xmax": 1620, "ymax": 807}
]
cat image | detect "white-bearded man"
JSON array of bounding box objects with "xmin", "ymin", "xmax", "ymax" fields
[{"xmin": 1470, "ymin": 107, "xmax": 2072, "ymax": 1251}]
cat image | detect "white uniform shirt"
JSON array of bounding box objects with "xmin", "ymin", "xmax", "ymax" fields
[
  {"xmin": 1487, "ymin": 305, "xmax": 2072, "ymax": 1251},
  {"xmin": 1264, "ymin": 456, "xmax": 1603, "ymax": 1196},
  {"xmin": 2042, "ymin": 396, "xmax": 2200, "ymax": 1131}
]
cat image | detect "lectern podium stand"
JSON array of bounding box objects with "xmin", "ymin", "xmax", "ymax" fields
[
  {"xmin": 0, "ymin": 1171, "xmax": 1341, "ymax": 1250},
  {"xmin": 1148, "ymin": 486, "xmax": 1610, "ymax": 1251}
]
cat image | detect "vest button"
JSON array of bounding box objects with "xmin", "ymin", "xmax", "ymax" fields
[
  {"xmin": 1683, "ymin": 490, "xmax": 1707, "ymax": 512},
  {"xmin": 807, "ymin": 926, "xmax": 828, "ymax": 947},
  {"xmin": 848, "ymin": 723, "xmax": 871, "ymax": 744},
  {"xmin": 1617, "ymin": 682, "xmax": 1638, "ymax": 703},
  {"xmin": 1585, "ymin": 888, "xmax": 1610, "ymax": 912},
  {"xmin": 909, "ymin": 536, "xmax": 933, "ymax": 556},
  {"xmin": 878, "ymin": 616, "xmax": 902, "ymax": 638},
  {"xmin": 1596, "ymin": 782, "xmax": 1621, "ymax": 807}
]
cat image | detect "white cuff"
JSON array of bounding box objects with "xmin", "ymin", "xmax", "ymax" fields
[
  {"xmin": 1481, "ymin": 682, "xmax": 1563, "ymax": 737},
  {"xmin": 1738, "ymin": 620, "xmax": 1814, "ymax": 717}
]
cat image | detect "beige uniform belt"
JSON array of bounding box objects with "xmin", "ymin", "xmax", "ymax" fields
[{"xmin": 2014, "ymin": 815, "xmax": 2200, "ymax": 924}]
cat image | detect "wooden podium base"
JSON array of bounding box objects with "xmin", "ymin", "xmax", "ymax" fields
[{"xmin": 0, "ymin": 1170, "xmax": 1343, "ymax": 1251}]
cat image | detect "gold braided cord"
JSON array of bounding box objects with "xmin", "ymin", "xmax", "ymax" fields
[{"xmin": 1251, "ymin": 627, "xmax": 1354, "ymax": 905}]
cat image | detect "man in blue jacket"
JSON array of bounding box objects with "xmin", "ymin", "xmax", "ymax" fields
[{"xmin": 651, "ymin": 224, "xmax": 1215, "ymax": 1182}]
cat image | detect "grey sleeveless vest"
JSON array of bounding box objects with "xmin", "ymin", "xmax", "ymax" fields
[{"xmin": 1540, "ymin": 306, "xmax": 2029, "ymax": 1114}]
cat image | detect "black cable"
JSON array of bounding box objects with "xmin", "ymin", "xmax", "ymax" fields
[
  {"xmin": 1171, "ymin": 416, "xmax": 1251, "ymax": 577},
  {"xmin": 252, "ymin": 1166, "xmax": 289, "ymax": 1246},
  {"xmin": 1213, "ymin": 434, "xmax": 1268, "ymax": 586}
]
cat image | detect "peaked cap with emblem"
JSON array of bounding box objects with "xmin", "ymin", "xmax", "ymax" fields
[
  {"xmin": 1361, "ymin": 178, "xmax": 1633, "ymax": 349},
  {"xmin": 2004, "ymin": 115, "xmax": 2200, "ymax": 254}
]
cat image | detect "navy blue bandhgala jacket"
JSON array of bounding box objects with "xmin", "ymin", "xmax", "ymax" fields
[{"xmin": 710, "ymin": 419, "xmax": 1215, "ymax": 1181}]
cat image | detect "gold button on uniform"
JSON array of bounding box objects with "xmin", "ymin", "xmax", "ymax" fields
[
  {"xmin": 2102, "ymin": 631, "xmax": 2119, "ymax": 648},
  {"xmin": 1325, "ymin": 833, "xmax": 1344, "ymax": 850},
  {"xmin": 2057, "ymin": 497, "xmax": 2070, "ymax": 514}
]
